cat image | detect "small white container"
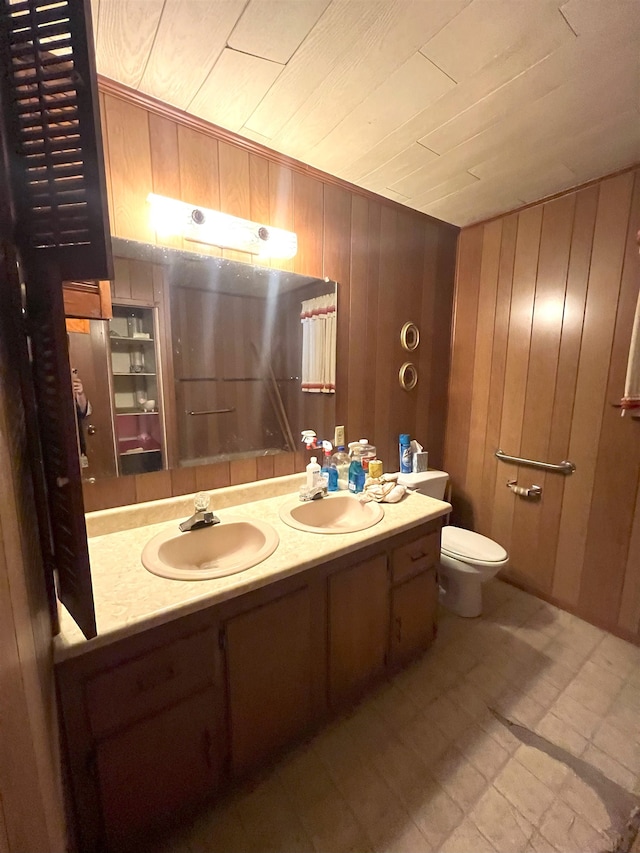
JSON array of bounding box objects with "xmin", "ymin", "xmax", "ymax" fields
[{"xmin": 306, "ymin": 456, "xmax": 321, "ymax": 488}]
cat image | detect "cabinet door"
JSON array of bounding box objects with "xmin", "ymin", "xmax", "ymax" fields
[
  {"xmin": 96, "ymin": 687, "xmax": 222, "ymax": 851},
  {"xmin": 328, "ymin": 555, "xmax": 389, "ymax": 707},
  {"xmin": 225, "ymin": 587, "xmax": 313, "ymax": 776},
  {"xmin": 390, "ymin": 568, "xmax": 438, "ymax": 667},
  {"xmin": 67, "ymin": 321, "xmax": 117, "ymax": 478}
]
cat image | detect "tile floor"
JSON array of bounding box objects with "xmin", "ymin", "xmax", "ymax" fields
[{"xmin": 152, "ymin": 580, "xmax": 640, "ymax": 853}]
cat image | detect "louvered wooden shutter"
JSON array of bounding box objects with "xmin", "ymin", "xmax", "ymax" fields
[
  {"xmin": 0, "ymin": 0, "xmax": 112, "ymax": 639},
  {"xmin": 0, "ymin": 0, "xmax": 112, "ymax": 281},
  {"xmin": 24, "ymin": 255, "xmax": 96, "ymax": 639}
]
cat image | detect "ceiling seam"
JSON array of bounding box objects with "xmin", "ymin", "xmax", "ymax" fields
[
  {"xmin": 220, "ymin": 46, "xmax": 285, "ymax": 65},
  {"xmin": 557, "ymin": 6, "xmax": 579, "ymax": 38},
  {"xmin": 184, "ymin": 0, "xmax": 252, "ymax": 112},
  {"xmin": 135, "ymin": 0, "xmax": 168, "ymax": 89},
  {"xmin": 417, "ymin": 49, "xmax": 458, "ymax": 85}
]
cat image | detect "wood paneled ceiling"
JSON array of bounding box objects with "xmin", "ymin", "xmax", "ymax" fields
[{"xmin": 92, "ymin": 0, "xmax": 640, "ymax": 226}]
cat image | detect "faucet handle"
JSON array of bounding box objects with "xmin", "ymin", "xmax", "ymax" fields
[{"xmin": 194, "ymin": 492, "xmax": 211, "ymax": 512}]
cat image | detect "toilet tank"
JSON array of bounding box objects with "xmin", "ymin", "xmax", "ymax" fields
[{"xmin": 397, "ymin": 470, "xmax": 448, "ymax": 499}]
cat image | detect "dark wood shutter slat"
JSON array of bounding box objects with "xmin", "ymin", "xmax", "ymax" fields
[
  {"xmin": 22, "ymin": 142, "xmax": 82, "ymax": 160},
  {"xmin": 20, "ymin": 121, "xmax": 81, "ymax": 142},
  {"xmin": 27, "ymin": 162, "xmax": 84, "ymax": 179}
]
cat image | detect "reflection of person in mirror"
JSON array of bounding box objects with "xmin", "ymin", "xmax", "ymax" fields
[{"xmin": 72, "ymin": 368, "xmax": 92, "ymax": 465}]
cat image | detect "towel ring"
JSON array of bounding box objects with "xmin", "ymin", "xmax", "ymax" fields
[
  {"xmin": 399, "ymin": 362, "xmax": 418, "ymax": 391},
  {"xmin": 400, "ymin": 322, "xmax": 420, "ymax": 351}
]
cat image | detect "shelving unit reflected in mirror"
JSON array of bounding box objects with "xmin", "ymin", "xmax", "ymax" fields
[{"xmin": 109, "ymin": 305, "xmax": 165, "ymax": 475}]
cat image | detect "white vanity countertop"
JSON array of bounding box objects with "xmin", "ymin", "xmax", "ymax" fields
[{"xmin": 55, "ymin": 475, "xmax": 451, "ymax": 662}]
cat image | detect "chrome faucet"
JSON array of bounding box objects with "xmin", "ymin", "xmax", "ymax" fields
[{"xmin": 179, "ymin": 492, "xmax": 220, "ymax": 532}]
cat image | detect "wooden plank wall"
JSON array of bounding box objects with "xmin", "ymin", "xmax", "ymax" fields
[
  {"xmin": 0, "ymin": 245, "xmax": 67, "ymax": 848},
  {"xmin": 88, "ymin": 83, "xmax": 458, "ymax": 509},
  {"xmin": 445, "ymin": 166, "xmax": 640, "ymax": 642}
]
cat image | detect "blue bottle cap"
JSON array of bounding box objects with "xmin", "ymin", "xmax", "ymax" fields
[{"xmin": 399, "ymin": 433, "xmax": 410, "ymax": 443}]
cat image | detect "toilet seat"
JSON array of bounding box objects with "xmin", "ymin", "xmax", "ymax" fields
[{"xmin": 441, "ymin": 526, "xmax": 508, "ymax": 568}]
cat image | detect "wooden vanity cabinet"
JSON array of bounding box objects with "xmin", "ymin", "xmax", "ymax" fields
[
  {"xmin": 57, "ymin": 614, "xmax": 226, "ymax": 853},
  {"xmin": 389, "ymin": 531, "xmax": 439, "ymax": 667},
  {"xmin": 96, "ymin": 687, "xmax": 221, "ymax": 850},
  {"xmin": 224, "ymin": 586, "xmax": 314, "ymax": 776},
  {"xmin": 390, "ymin": 568, "xmax": 438, "ymax": 666},
  {"xmin": 328, "ymin": 554, "xmax": 389, "ymax": 707},
  {"xmin": 58, "ymin": 521, "xmax": 442, "ymax": 852}
]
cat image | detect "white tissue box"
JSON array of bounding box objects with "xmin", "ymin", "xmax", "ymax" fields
[{"xmin": 412, "ymin": 451, "xmax": 429, "ymax": 473}]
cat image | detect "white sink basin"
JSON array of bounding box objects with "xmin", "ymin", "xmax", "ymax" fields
[
  {"xmin": 141, "ymin": 516, "xmax": 279, "ymax": 581},
  {"xmin": 279, "ymin": 493, "xmax": 384, "ymax": 534}
]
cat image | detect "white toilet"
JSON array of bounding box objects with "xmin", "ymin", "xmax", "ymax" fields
[{"xmin": 397, "ymin": 470, "xmax": 509, "ymax": 617}]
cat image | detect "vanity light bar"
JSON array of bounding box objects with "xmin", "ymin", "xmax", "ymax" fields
[{"xmin": 146, "ymin": 193, "xmax": 298, "ymax": 259}]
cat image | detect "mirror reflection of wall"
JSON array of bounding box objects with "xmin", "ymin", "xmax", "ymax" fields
[{"xmin": 67, "ymin": 238, "xmax": 336, "ymax": 482}]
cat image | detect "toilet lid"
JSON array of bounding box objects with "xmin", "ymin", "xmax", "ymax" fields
[{"xmin": 441, "ymin": 526, "xmax": 507, "ymax": 563}]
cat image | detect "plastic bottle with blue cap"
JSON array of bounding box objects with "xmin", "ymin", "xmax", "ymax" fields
[{"xmin": 399, "ymin": 433, "xmax": 412, "ymax": 474}]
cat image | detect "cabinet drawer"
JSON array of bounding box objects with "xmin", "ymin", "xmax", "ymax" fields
[
  {"xmin": 391, "ymin": 532, "xmax": 439, "ymax": 584},
  {"xmin": 86, "ymin": 628, "xmax": 217, "ymax": 737}
]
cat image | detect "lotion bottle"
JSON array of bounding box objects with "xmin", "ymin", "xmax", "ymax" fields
[{"xmin": 306, "ymin": 456, "xmax": 321, "ymax": 488}]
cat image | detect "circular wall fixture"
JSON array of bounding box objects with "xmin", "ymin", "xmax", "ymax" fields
[
  {"xmin": 399, "ymin": 362, "xmax": 418, "ymax": 391},
  {"xmin": 400, "ymin": 321, "xmax": 420, "ymax": 351}
]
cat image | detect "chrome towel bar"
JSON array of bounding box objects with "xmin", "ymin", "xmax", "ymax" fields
[
  {"xmin": 187, "ymin": 408, "xmax": 235, "ymax": 416},
  {"xmin": 495, "ymin": 449, "xmax": 576, "ymax": 475},
  {"xmin": 178, "ymin": 376, "xmax": 299, "ymax": 383}
]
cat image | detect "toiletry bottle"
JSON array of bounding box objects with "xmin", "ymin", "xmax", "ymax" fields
[
  {"xmin": 306, "ymin": 456, "xmax": 321, "ymax": 489},
  {"xmin": 327, "ymin": 466, "xmax": 338, "ymax": 491},
  {"xmin": 334, "ymin": 425, "xmax": 345, "ymax": 448},
  {"xmin": 348, "ymin": 448, "xmax": 365, "ymax": 494},
  {"xmin": 331, "ymin": 446, "xmax": 350, "ymax": 490},
  {"xmin": 321, "ymin": 443, "xmax": 338, "ymax": 492},
  {"xmin": 357, "ymin": 438, "xmax": 376, "ymax": 472},
  {"xmin": 368, "ymin": 459, "xmax": 383, "ymax": 480},
  {"xmin": 399, "ymin": 433, "xmax": 412, "ymax": 473}
]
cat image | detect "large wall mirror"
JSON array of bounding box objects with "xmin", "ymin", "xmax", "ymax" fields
[{"xmin": 69, "ymin": 238, "xmax": 336, "ymax": 492}]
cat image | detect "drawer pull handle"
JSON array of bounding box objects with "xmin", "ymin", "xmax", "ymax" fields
[
  {"xmin": 135, "ymin": 664, "xmax": 176, "ymax": 694},
  {"xmin": 410, "ymin": 551, "xmax": 427, "ymax": 562}
]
